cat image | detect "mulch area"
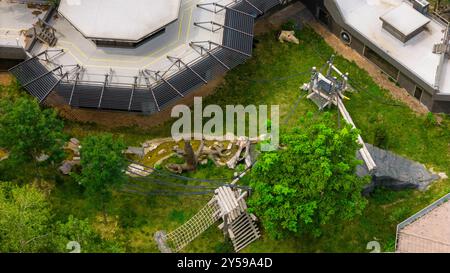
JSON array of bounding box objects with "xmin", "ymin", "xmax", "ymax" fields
[{"xmin": 0, "ymin": 73, "xmax": 13, "ymax": 86}]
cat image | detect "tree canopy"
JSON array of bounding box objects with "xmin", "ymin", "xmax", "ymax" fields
[
  {"xmin": 0, "ymin": 97, "xmax": 65, "ymax": 164},
  {"xmin": 0, "ymin": 183, "xmax": 52, "ymax": 252},
  {"xmin": 0, "ymin": 182, "xmax": 123, "ymax": 253},
  {"xmin": 248, "ymin": 113, "xmax": 369, "ymax": 238},
  {"xmin": 74, "ymin": 134, "xmax": 127, "ymax": 222}
]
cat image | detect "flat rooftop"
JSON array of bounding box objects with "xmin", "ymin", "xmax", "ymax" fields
[
  {"xmin": 380, "ymin": 3, "xmax": 430, "ymax": 37},
  {"xmin": 58, "ymin": 0, "xmax": 182, "ymax": 42},
  {"xmin": 333, "ymin": 0, "xmax": 450, "ymax": 95},
  {"xmin": 397, "ymin": 197, "xmax": 450, "ymax": 253}
]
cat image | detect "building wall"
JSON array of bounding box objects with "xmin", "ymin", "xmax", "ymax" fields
[
  {"xmin": 397, "ymin": 72, "xmax": 417, "ymax": 96},
  {"xmin": 0, "ymin": 46, "xmax": 27, "ymax": 60},
  {"xmin": 349, "ymin": 34, "xmax": 365, "ymax": 55},
  {"xmin": 0, "ymin": 46, "xmax": 27, "ymax": 71},
  {"xmin": 432, "ymin": 100, "xmax": 450, "ymax": 113},
  {"xmin": 420, "ymin": 88, "xmax": 434, "ymax": 109},
  {"xmin": 363, "ymin": 46, "xmax": 400, "ymax": 80}
]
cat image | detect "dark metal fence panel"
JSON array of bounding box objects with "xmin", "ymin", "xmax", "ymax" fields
[
  {"xmin": 100, "ymin": 87, "xmax": 133, "ymax": 111},
  {"xmin": 252, "ymin": 0, "xmax": 282, "ymax": 13},
  {"xmin": 129, "ymin": 88, "xmax": 158, "ymax": 113},
  {"xmin": 222, "ymin": 8, "xmax": 255, "ymax": 55},
  {"xmin": 55, "ymin": 83, "xmax": 73, "ymax": 102},
  {"xmin": 152, "ymin": 82, "xmax": 181, "ymax": 109},
  {"xmin": 9, "ymin": 58, "xmax": 58, "ymax": 102},
  {"xmin": 189, "ymin": 47, "xmax": 230, "ymax": 81},
  {"xmin": 232, "ymin": 0, "xmax": 281, "ymax": 16},
  {"xmin": 69, "ymin": 85, "xmax": 103, "ymax": 108}
]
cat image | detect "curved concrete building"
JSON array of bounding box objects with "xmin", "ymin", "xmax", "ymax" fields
[
  {"xmin": 6, "ymin": 0, "xmax": 282, "ymax": 113},
  {"xmin": 58, "ymin": 0, "xmax": 182, "ymax": 46}
]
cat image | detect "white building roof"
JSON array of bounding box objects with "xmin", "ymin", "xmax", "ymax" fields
[
  {"xmin": 58, "ymin": 0, "xmax": 182, "ymax": 42},
  {"xmin": 380, "ymin": 3, "xmax": 430, "ymax": 37},
  {"xmin": 333, "ymin": 0, "xmax": 450, "ymax": 94}
]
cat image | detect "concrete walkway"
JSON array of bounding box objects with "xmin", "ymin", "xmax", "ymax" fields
[{"xmin": 0, "ymin": 2, "xmax": 45, "ymax": 47}]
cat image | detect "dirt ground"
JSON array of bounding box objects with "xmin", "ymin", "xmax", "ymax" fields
[
  {"xmin": 308, "ymin": 21, "xmax": 429, "ymax": 115},
  {"xmin": 0, "ymin": 73, "xmax": 13, "ymax": 86}
]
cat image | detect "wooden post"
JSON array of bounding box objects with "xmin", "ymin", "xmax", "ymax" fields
[
  {"xmin": 309, "ymin": 67, "xmax": 317, "ymax": 93},
  {"xmin": 337, "ymin": 97, "xmax": 341, "ymax": 129},
  {"xmin": 343, "ymin": 72, "xmax": 349, "ymax": 90},
  {"xmin": 326, "ymin": 55, "xmax": 335, "ymax": 77},
  {"xmin": 223, "ymin": 214, "xmax": 229, "ymax": 238}
]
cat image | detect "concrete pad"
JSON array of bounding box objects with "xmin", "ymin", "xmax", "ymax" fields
[{"xmin": 0, "ymin": 2, "xmax": 45, "ymax": 47}]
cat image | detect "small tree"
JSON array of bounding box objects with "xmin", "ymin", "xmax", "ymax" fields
[
  {"xmin": 248, "ymin": 113, "xmax": 369, "ymax": 238},
  {"xmin": 0, "ymin": 183, "xmax": 52, "ymax": 252},
  {"xmin": 74, "ymin": 134, "xmax": 127, "ymax": 224},
  {"xmin": 0, "ymin": 97, "xmax": 65, "ymax": 164}
]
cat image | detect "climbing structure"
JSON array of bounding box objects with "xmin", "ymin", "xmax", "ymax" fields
[
  {"xmin": 165, "ymin": 199, "xmax": 221, "ymax": 252},
  {"xmin": 305, "ymin": 57, "xmax": 377, "ymax": 172},
  {"xmin": 156, "ymin": 186, "xmax": 260, "ymax": 253},
  {"xmin": 33, "ymin": 18, "xmax": 58, "ymax": 47}
]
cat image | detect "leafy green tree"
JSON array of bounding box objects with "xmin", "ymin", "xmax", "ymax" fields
[
  {"xmin": 0, "ymin": 183, "xmax": 52, "ymax": 252},
  {"xmin": 74, "ymin": 134, "xmax": 127, "ymax": 223},
  {"xmin": 0, "ymin": 97, "xmax": 65, "ymax": 164},
  {"xmin": 248, "ymin": 113, "xmax": 369, "ymax": 238}
]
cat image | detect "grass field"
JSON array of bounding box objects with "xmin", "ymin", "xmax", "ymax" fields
[{"xmin": 1, "ymin": 26, "xmax": 449, "ymax": 253}]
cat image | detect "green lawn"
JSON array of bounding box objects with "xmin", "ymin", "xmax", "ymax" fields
[{"xmin": 1, "ymin": 26, "xmax": 449, "ymax": 253}]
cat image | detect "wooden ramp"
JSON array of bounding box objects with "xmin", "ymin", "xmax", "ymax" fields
[
  {"xmin": 337, "ymin": 98, "xmax": 376, "ymax": 172},
  {"xmin": 229, "ymin": 213, "xmax": 261, "ymax": 252},
  {"xmin": 305, "ymin": 58, "xmax": 376, "ymax": 172},
  {"xmin": 216, "ymin": 186, "xmax": 261, "ymax": 252}
]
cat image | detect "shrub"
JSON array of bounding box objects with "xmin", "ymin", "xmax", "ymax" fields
[
  {"xmin": 373, "ymin": 125, "xmax": 389, "ymax": 149},
  {"xmin": 281, "ymin": 20, "xmax": 297, "ymax": 31},
  {"xmin": 424, "ymin": 112, "xmax": 437, "ymax": 128}
]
